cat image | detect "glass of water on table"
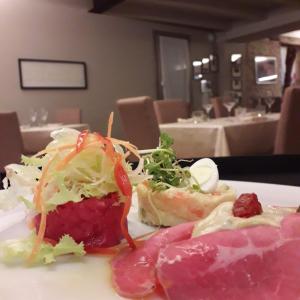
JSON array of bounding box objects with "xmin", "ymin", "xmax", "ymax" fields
[{"xmin": 192, "ymin": 110, "xmax": 206, "ymax": 124}]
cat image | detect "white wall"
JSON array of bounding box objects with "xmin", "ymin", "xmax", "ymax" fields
[{"xmin": 0, "ymin": 0, "xmax": 214, "ymax": 138}]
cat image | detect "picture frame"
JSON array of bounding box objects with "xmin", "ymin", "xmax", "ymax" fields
[
  {"xmin": 231, "ymin": 54, "xmax": 242, "ymax": 77},
  {"xmin": 192, "ymin": 60, "xmax": 202, "ymax": 80},
  {"xmin": 209, "ymin": 54, "xmax": 218, "ymax": 72},
  {"xmin": 232, "ymin": 91, "xmax": 242, "ymax": 103},
  {"xmin": 18, "ymin": 58, "xmax": 88, "ymax": 89},
  {"xmin": 254, "ymin": 56, "xmax": 278, "ymax": 85},
  {"xmin": 201, "ymin": 57, "xmax": 210, "ymax": 73},
  {"xmin": 232, "ymin": 78, "xmax": 242, "ymax": 90},
  {"xmin": 200, "ymin": 79, "xmax": 212, "ymax": 93}
]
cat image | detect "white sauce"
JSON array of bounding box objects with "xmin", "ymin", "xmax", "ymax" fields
[{"xmin": 192, "ymin": 201, "xmax": 295, "ymax": 237}]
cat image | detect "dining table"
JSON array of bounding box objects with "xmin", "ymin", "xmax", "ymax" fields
[
  {"xmin": 21, "ymin": 123, "xmax": 90, "ymax": 155},
  {"xmin": 159, "ymin": 113, "xmax": 280, "ymax": 158}
]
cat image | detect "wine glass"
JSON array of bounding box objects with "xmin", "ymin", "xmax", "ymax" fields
[
  {"xmin": 39, "ymin": 108, "xmax": 48, "ymax": 125},
  {"xmin": 29, "ymin": 109, "xmax": 38, "ymax": 126},
  {"xmin": 201, "ymin": 91, "xmax": 213, "ymax": 117},
  {"xmin": 223, "ymin": 91, "xmax": 237, "ymax": 115},
  {"xmin": 264, "ymin": 91, "xmax": 275, "ymax": 113}
]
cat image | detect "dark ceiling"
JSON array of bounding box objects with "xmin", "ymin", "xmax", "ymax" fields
[{"xmin": 91, "ymin": 0, "xmax": 300, "ymax": 31}]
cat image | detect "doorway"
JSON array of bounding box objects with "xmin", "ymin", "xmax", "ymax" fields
[{"xmin": 154, "ymin": 32, "xmax": 192, "ymax": 102}]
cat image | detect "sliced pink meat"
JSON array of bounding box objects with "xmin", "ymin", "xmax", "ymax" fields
[
  {"xmin": 111, "ymin": 222, "xmax": 194, "ymax": 298},
  {"xmin": 156, "ymin": 213, "xmax": 300, "ymax": 300}
]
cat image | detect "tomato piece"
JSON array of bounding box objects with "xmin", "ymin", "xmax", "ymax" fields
[
  {"xmin": 233, "ymin": 193, "xmax": 263, "ymax": 218},
  {"xmin": 114, "ymin": 161, "xmax": 132, "ymax": 197},
  {"xmin": 114, "ymin": 160, "xmax": 136, "ymax": 249}
]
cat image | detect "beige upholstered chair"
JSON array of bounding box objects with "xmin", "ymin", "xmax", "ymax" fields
[
  {"xmin": 117, "ymin": 96, "xmax": 160, "ymax": 149},
  {"xmin": 211, "ymin": 97, "xmax": 229, "ymax": 118},
  {"xmin": 153, "ymin": 99, "xmax": 190, "ymax": 124},
  {"xmin": 274, "ymin": 87, "xmax": 300, "ymax": 154},
  {"xmin": 0, "ymin": 112, "xmax": 24, "ymax": 172},
  {"xmin": 54, "ymin": 108, "xmax": 81, "ymax": 124}
]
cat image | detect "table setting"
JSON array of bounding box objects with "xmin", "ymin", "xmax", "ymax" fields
[
  {"xmin": 20, "ymin": 108, "xmax": 89, "ymax": 154},
  {"xmin": 160, "ymin": 105, "xmax": 280, "ymax": 158}
]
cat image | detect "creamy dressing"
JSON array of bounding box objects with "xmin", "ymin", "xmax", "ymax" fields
[{"xmin": 192, "ymin": 201, "xmax": 295, "ymax": 237}]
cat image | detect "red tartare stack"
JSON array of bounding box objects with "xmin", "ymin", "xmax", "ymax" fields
[{"xmin": 34, "ymin": 192, "xmax": 125, "ymax": 252}]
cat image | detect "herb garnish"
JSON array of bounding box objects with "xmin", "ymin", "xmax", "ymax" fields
[{"xmin": 143, "ymin": 133, "xmax": 199, "ymax": 191}]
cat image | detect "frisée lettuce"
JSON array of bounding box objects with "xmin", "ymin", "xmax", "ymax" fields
[{"xmin": 1, "ymin": 234, "xmax": 85, "ymax": 265}]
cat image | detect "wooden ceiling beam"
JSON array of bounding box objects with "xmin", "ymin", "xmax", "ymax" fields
[
  {"xmin": 217, "ymin": 8, "xmax": 300, "ymax": 42},
  {"xmin": 90, "ymin": 0, "xmax": 126, "ymax": 13},
  {"xmin": 106, "ymin": 1, "xmax": 231, "ymax": 31},
  {"xmin": 143, "ymin": 0, "xmax": 265, "ymax": 21},
  {"xmin": 279, "ymin": 35, "xmax": 300, "ymax": 46}
]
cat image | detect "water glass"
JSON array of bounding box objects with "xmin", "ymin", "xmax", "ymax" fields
[
  {"xmin": 192, "ymin": 110, "xmax": 206, "ymax": 123},
  {"xmin": 235, "ymin": 107, "xmax": 247, "ymax": 117}
]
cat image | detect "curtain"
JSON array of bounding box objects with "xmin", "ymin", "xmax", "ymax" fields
[
  {"xmin": 159, "ymin": 36, "xmax": 191, "ymax": 102},
  {"xmin": 283, "ymin": 46, "xmax": 296, "ymax": 91}
]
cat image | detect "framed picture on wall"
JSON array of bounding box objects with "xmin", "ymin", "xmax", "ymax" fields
[
  {"xmin": 232, "ymin": 78, "xmax": 242, "ymax": 90},
  {"xmin": 231, "ymin": 54, "xmax": 242, "ymax": 77},
  {"xmin": 209, "ymin": 54, "xmax": 218, "ymax": 72},
  {"xmin": 18, "ymin": 58, "xmax": 88, "ymax": 89},
  {"xmin": 192, "ymin": 60, "xmax": 202, "ymax": 80},
  {"xmin": 201, "ymin": 57, "xmax": 210, "ymax": 73},
  {"xmin": 233, "ymin": 91, "xmax": 242, "ymax": 103}
]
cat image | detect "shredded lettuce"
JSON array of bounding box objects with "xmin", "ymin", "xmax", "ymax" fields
[
  {"xmin": 0, "ymin": 234, "xmax": 85, "ymax": 265},
  {"xmin": 41, "ymin": 145, "xmax": 120, "ymax": 210},
  {"xmin": 0, "ymin": 164, "xmax": 40, "ymax": 211},
  {"xmin": 21, "ymin": 155, "xmax": 47, "ymax": 167}
]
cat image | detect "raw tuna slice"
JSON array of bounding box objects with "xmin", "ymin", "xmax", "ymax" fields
[
  {"xmin": 34, "ymin": 193, "xmax": 125, "ymax": 251},
  {"xmin": 156, "ymin": 213, "xmax": 300, "ymax": 300},
  {"xmin": 111, "ymin": 222, "xmax": 194, "ymax": 298}
]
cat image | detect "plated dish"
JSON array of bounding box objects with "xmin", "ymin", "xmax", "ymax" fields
[
  {"xmin": 0, "ymin": 115, "xmax": 299, "ymax": 300},
  {"xmin": 1, "ymin": 182, "xmax": 300, "ymax": 300}
]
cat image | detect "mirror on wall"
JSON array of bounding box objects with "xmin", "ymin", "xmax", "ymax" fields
[{"xmin": 255, "ymin": 56, "xmax": 278, "ymax": 84}]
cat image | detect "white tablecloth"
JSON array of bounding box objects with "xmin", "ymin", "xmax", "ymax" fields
[
  {"xmin": 159, "ymin": 114, "xmax": 280, "ymax": 158},
  {"xmin": 21, "ymin": 123, "xmax": 90, "ymax": 155}
]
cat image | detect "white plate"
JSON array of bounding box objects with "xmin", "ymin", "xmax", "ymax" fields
[{"xmin": 0, "ymin": 180, "xmax": 299, "ymax": 300}]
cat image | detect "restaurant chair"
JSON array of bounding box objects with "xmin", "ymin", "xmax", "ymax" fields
[
  {"xmin": 0, "ymin": 112, "xmax": 24, "ymax": 172},
  {"xmin": 211, "ymin": 97, "xmax": 229, "ymax": 118},
  {"xmin": 274, "ymin": 86, "xmax": 300, "ymax": 154},
  {"xmin": 153, "ymin": 99, "xmax": 190, "ymax": 124},
  {"xmin": 54, "ymin": 108, "xmax": 81, "ymax": 124},
  {"xmin": 116, "ymin": 96, "xmax": 160, "ymax": 149},
  {"xmin": 270, "ymin": 97, "xmax": 281, "ymax": 113}
]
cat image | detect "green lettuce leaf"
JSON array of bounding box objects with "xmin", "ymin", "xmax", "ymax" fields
[
  {"xmin": 21, "ymin": 154, "xmax": 47, "ymax": 167},
  {"xmin": 0, "ymin": 234, "xmax": 85, "ymax": 265}
]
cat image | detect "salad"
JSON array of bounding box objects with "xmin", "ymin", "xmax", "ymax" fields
[{"xmin": 0, "ymin": 113, "xmax": 148, "ymax": 264}]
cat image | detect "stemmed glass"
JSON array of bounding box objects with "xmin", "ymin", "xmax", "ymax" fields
[
  {"xmin": 223, "ymin": 91, "xmax": 237, "ymax": 115},
  {"xmin": 201, "ymin": 92, "xmax": 213, "ymax": 117},
  {"xmin": 29, "ymin": 109, "xmax": 38, "ymax": 126},
  {"xmin": 39, "ymin": 108, "xmax": 48, "ymax": 125},
  {"xmin": 264, "ymin": 91, "xmax": 275, "ymax": 113}
]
